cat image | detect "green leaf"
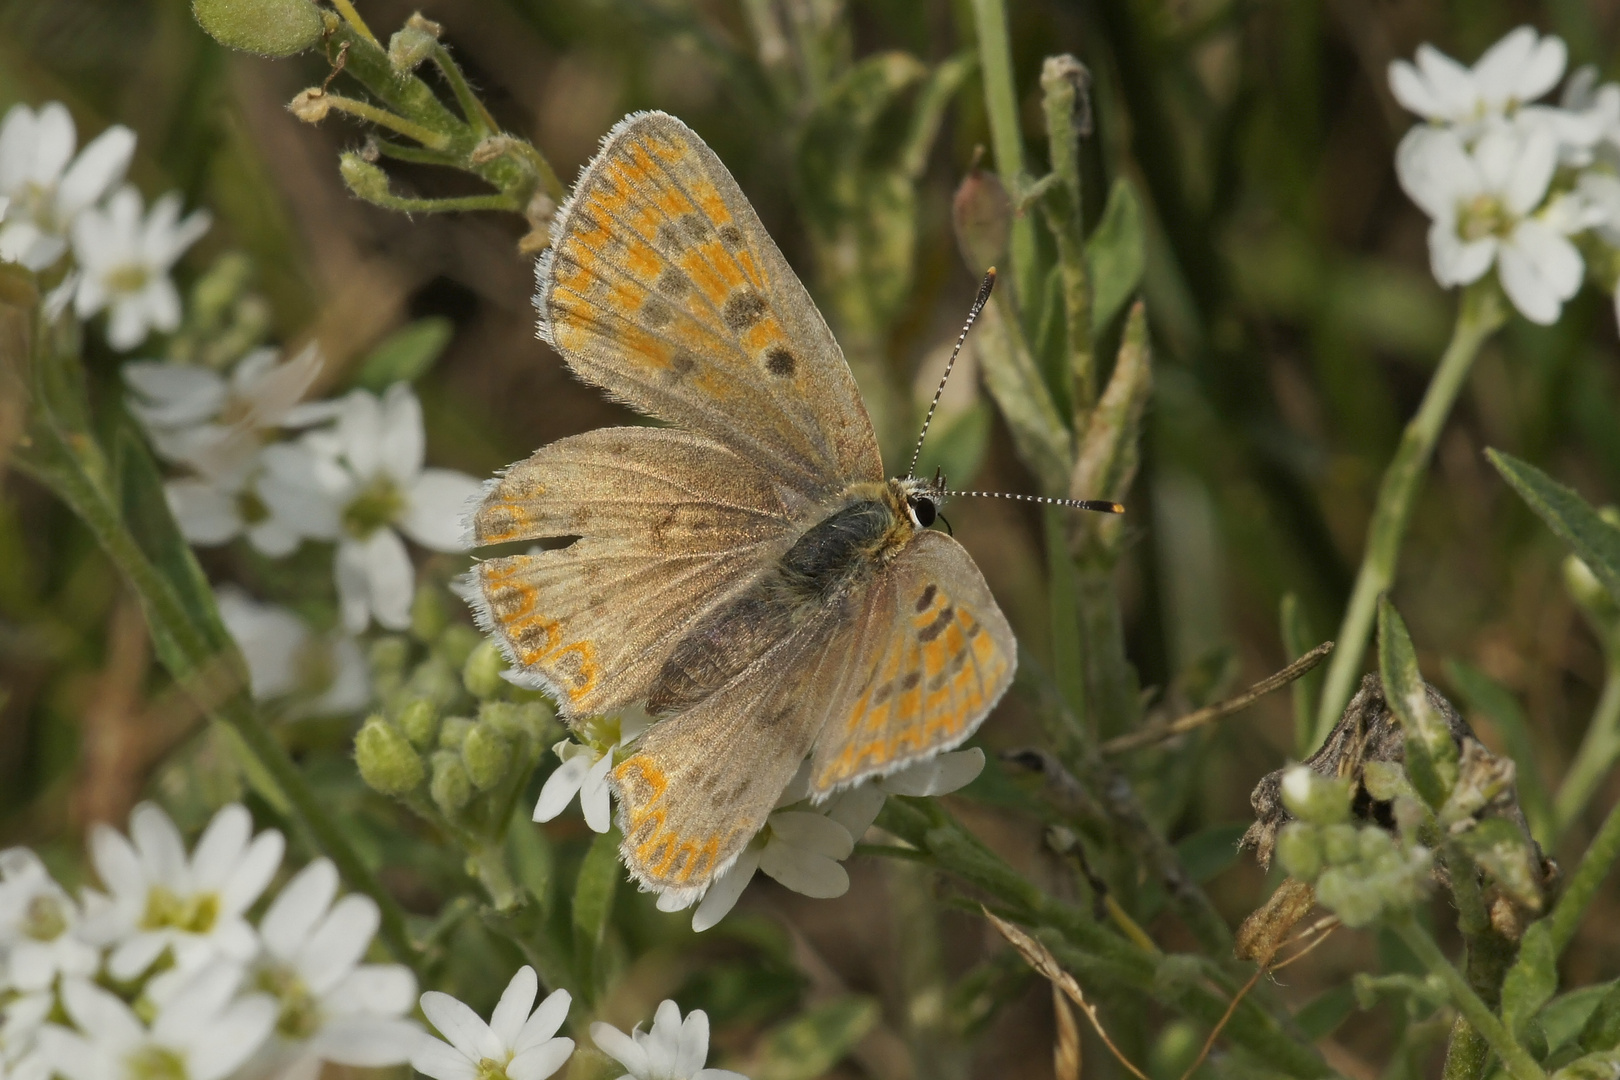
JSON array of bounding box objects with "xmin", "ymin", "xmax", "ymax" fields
[
  {"xmin": 1552, "ymin": 1048, "xmax": 1620, "ymax": 1079},
  {"xmin": 1578, "ymin": 980, "xmax": 1620, "ymax": 1052},
  {"xmin": 507, "ymin": 809, "xmax": 555, "ymax": 917},
  {"xmin": 571, "ymin": 828, "xmax": 622, "ymax": 999},
  {"xmin": 352, "ymin": 317, "xmax": 455, "ymax": 390},
  {"xmin": 752, "ymin": 996, "xmax": 880, "ymax": 1080},
  {"xmin": 1454, "ymin": 817, "xmax": 1545, "ymax": 912},
  {"xmin": 1294, "ymin": 985, "xmax": 1355, "ymax": 1040},
  {"xmin": 1503, "ymin": 921, "xmax": 1559, "ymax": 1041},
  {"xmin": 1084, "ymin": 178, "xmax": 1144, "ymax": 340},
  {"xmin": 1280, "ymin": 593, "xmax": 1320, "ymax": 756},
  {"xmin": 1445, "ymin": 658, "xmax": 1553, "ymax": 846},
  {"xmin": 1045, "ymin": 507, "xmax": 1083, "ymax": 723},
  {"xmin": 1488, "ymin": 449, "xmax": 1620, "ymax": 606},
  {"xmin": 1377, "ymin": 598, "xmax": 1456, "ymax": 808},
  {"xmin": 1173, "ymin": 822, "xmax": 1248, "ymax": 883}
]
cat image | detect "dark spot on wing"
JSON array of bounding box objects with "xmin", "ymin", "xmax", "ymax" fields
[
  {"xmin": 917, "ymin": 605, "xmax": 955, "ymax": 643},
  {"xmin": 666, "ymin": 351, "xmax": 697, "ymax": 381},
  {"xmin": 680, "ymin": 213, "xmax": 709, "ymax": 242},
  {"xmin": 723, "ymin": 288, "xmax": 767, "ymax": 331},
  {"xmin": 641, "ymin": 297, "xmax": 674, "ymax": 328},
  {"xmin": 656, "ymin": 268, "xmax": 689, "ymax": 297},
  {"xmin": 718, "ymin": 223, "xmax": 744, "ymax": 247},
  {"xmin": 915, "ymin": 584, "xmax": 937, "ymax": 613},
  {"xmin": 901, "ymin": 671, "xmax": 921, "ymax": 690},
  {"xmin": 656, "ymin": 224, "xmax": 682, "ymax": 253},
  {"xmin": 765, "ymin": 347, "xmax": 796, "ymax": 377}
]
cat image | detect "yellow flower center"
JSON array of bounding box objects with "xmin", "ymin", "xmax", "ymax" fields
[
  {"xmin": 342, "ymin": 475, "xmax": 405, "ymax": 538},
  {"xmin": 140, "ymin": 886, "xmax": 220, "ymax": 935},
  {"xmin": 106, "ymin": 263, "xmax": 151, "ymax": 294},
  {"xmin": 22, "ymin": 893, "xmax": 68, "ymax": 941},
  {"xmin": 1457, "ymin": 193, "xmax": 1514, "ymax": 242},
  {"xmin": 127, "ymin": 1045, "xmax": 187, "ymax": 1080}
]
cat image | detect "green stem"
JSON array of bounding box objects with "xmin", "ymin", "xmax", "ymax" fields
[
  {"xmin": 315, "ymin": 93, "xmax": 454, "ymax": 150},
  {"xmin": 1552, "ymin": 654, "xmax": 1620, "ymax": 836},
  {"xmin": 432, "ymin": 44, "xmax": 498, "ymax": 135},
  {"xmin": 1039, "ymin": 59, "xmax": 1094, "ymax": 419},
  {"xmin": 1442, "ymin": 1018, "xmax": 1491, "ymax": 1080},
  {"xmin": 330, "ymin": 0, "xmax": 380, "ymax": 46},
  {"xmin": 1313, "ymin": 285, "xmax": 1506, "ymax": 746},
  {"xmin": 969, "ymin": 0, "xmax": 1039, "ymax": 323},
  {"xmin": 1393, "ymin": 916, "xmax": 1547, "ymax": 1080},
  {"xmin": 359, "ymin": 189, "xmax": 521, "ymax": 215},
  {"xmin": 1548, "ymin": 790, "xmax": 1620, "ymax": 953}
]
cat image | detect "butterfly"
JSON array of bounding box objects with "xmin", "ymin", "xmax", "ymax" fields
[{"xmin": 467, "ymin": 111, "xmax": 1115, "ymax": 904}]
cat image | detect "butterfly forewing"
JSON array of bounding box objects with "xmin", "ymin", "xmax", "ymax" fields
[
  {"xmin": 469, "ymin": 427, "xmax": 795, "ymax": 717},
  {"xmin": 538, "ymin": 111, "xmax": 884, "ymax": 502},
  {"xmin": 809, "ymin": 530, "xmax": 1016, "ymax": 795}
]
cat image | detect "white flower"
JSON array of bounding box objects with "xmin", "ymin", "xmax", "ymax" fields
[
  {"xmin": 72, "ymin": 186, "xmax": 209, "ymax": 350},
  {"xmin": 671, "ymin": 749, "xmax": 985, "ymax": 932},
  {"xmin": 590, "ymin": 1000, "xmax": 746, "ymax": 1080},
  {"xmin": 42, "ymin": 964, "xmax": 276, "ymax": 1080},
  {"xmin": 1388, "ymin": 26, "xmax": 1566, "ymax": 141},
  {"xmin": 163, "ymin": 438, "xmax": 344, "ymax": 558},
  {"xmin": 247, "ymin": 858, "xmax": 419, "ymax": 1080},
  {"xmin": 83, "ymin": 802, "xmax": 283, "ymax": 981},
  {"xmin": 0, "ymin": 994, "xmax": 52, "ymax": 1080},
  {"xmin": 0, "ymin": 848, "xmax": 98, "ymax": 992},
  {"xmin": 1396, "ymin": 124, "xmax": 1582, "ymax": 324},
  {"xmin": 216, "ymin": 587, "xmax": 370, "ymax": 715},
  {"xmin": 533, "ymin": 710, "xmax": 653, "ymax": 833},
  {"xmin": 124, "ymin": 345, "xmax": 331, "ymax": 476},
  {"xmin": 293, "ymin": 384, "xmax": 483, "ymax": 633},
  {"xmin": 411, "ymin": 966, "xmax": 573, "ymax": 1080},
  {"xmin": 0, "ymin": 102, "xmax": 134, "ymax": 271}
]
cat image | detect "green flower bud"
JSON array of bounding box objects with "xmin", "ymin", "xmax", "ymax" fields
[
  {"xmin": 340, "ymin": 153, "xmax": 393, "ymax": 202},
  {"xmin": 407, "ymin": 655, "xmax": 462, "ymax": 711},
  {"xmin": 355, "ymin": 716, "xmax": 424, "ymax": 796},
  {"xmin": 439, "ymin": 624, "xmax": 482, "ymax": 669},
  {"xmin": 480, "ymin": 700, "xmax": 552, "ymax": 741},
  {"xmin": 463, "ymin": 639, "xmax": 506, "ymax": 700},
  {"xmin": 1358, "ymin": 826, "xmax": 1394, "ymax": 864},
  {"xmin": 1315, "ymin": 867, "xmax": 1382, "ymax": 928},
  {"xmin": 1320, "ymin": 823, "xmax": 1360, "ymax": 866},
  {"xmin": 430, "ymin": 751, "xmax": 473, "ymax": 813},
  {"xmin": 438, "ymin": 716, "xmax": 475, "ymax": 750},
  {"xmin": 1564, "ymin": 552, "xmax": 1619, "ymax": 632},
  {"xmin": 410, "ymin": 585, "xmax": 449, "ymax": 643},
  {"xmin": 462, "ymin": 723, "xmax": 513, "ymax": 791},
  {"xmin": 396, "ymin": 697, "xmax": 440, "ymax": 749},
  {"xmin": 388, "ymin": 24, "xmax": 438, "ymax": 74},
  {"xmin": 1275, "ymin": 823, "xmax": 1322, "ymax": 883},
  {"xmin": 369, "ymin": 635, "xmax": 411, "ymax": 698},
  {"xmin": 1279, "ymin": 765, "xmax": 1351, "ymax": 826},
  {"xmin": 192, "ymin": 0, "xmax": 322, "ymax": 57}
]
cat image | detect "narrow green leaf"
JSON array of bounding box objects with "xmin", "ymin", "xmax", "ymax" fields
[
  {"xmin": 1488, "ymin": 448, "xmax": 1620, "ymax": 605},
  {"xmin": 1454, "ymin": 817, "xmax": 1545, "ymax": 912},
  {"xmin": 1045, "ymin": 507, "xmax": 1084, "ymax": 724},
  {"xmin": 1579, "ymin": 980, "xmax": 1620, "ymax": 1052},
  {"xmin": 1294, "ymin": 985, "xmax": 1355, "ymax": 1040},
  {"xmin": 1377, "ymin": 598, "xmax": 1456, "ymax": 808},
  {"xmin": 752, "ymin": 996, "xmax": 880, "ymax": 1080},
  {"xmin": 508, "ymin": 810, "xmax": 555, "ymax": 917},
  {"xmin": 1503, "ymin": 921, "xmax": 1559, "ymax": 1041},
  {"xmin": 1173, "ymin": 822, "xmax": 1248, "ymax": 883},
  {"xmin": 571, "ymin": 829, "xmax": 622, "ymax": 997},
  {"xmin": 352, "ymin": 316, "xmax": 455, "ymax": 390},
  {"xmin": 1551, "ymin": 1048, "xmax": 1620, "ymax": 1079},
  {"xmin": 1084, "ymin": 178, "xmax": 1144, "ymax": 340},
  {"xmin": 1280, "ymin": 593, "xmax": 1320, "ymax": 757},
  {"xmin": 1445, "ymin": 658, "xmax": 1554, "ymax": 846}
]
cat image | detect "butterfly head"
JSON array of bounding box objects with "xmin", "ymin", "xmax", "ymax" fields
[{"xmin": 897, "ymin": 469, "xmax": 949, "ymax": 531}]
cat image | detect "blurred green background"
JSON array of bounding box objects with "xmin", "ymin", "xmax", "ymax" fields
[{"xmin": 4, "ymin": 0, "xmax": 1620, "ymax": 1076}]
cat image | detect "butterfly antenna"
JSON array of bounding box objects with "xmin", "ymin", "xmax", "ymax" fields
[
  {"xmin": 951, "ymin": 490, "xmax": 1125, "ymax": 514},
  {"xmin": 907, "ymin": 268, "xmax": 997, "ymax": 480}
]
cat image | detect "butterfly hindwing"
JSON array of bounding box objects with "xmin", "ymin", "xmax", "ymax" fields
[
  {"xmin": 468, "ymin": 427, "xmax": 795, "ymax": 718},
  {"xmin": 809, "ymin": 530, "xmax": 1016, "ymax": 795},
  {"xmin": 538, "ymin": 111, "xmax": 884, "ymax": 502}
]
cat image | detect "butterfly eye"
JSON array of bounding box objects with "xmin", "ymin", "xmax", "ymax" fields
[{"xmin": 907, "ymin": 495, "xmax": 937, "ymax": 529}]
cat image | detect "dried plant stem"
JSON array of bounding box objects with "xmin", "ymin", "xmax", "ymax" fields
[
  {"xmin": 1180, "ymin": 966, "xmax": 1264, "ymax": 1080},
  {"xmin": 1102, "ymin": 641, "xmax": 1335, "ymax": 754},
  {"xmin": 1314, "ymin": 284, "xmax": 1506, "ymax": 746},
  {"xmin": 970, "ymin": 0, "xmax": 1039, "ymax": 322},
  {"xmin": 1548, "ymin": 789, "xmax": 1620, "ymax": 953},
  {"xmin": 1392, "ymin": 916, "xmax": 1546, "ymax": 1080}
]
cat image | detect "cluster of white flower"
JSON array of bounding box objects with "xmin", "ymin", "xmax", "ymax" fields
[
  {"xmin": 1390, "ymin": 26, "xmax": 1620, "ymax": 325},
  {"xmin": 535, "ymin": 710, "xmax": 986, "ymax": 931},
  {"xmin": 0, "ymin": 802, "xmax": 419, "ymax": 1080},
  {"xmin": 413, "ymin": 966, "xmax": 747, "ymax": 1080},
  {"xmin": 0, "ymin": 99, "xmax": 485, "ymax": 712}
]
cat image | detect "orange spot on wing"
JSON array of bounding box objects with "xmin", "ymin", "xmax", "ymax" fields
[{"xmin": 690, "ymin": 179, "xmax": 732, "ymax": 225}]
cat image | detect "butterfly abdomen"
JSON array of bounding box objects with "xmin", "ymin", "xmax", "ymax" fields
[{"xmin": 645, "ymin": 488, "xmax": 911, "ymax": 717}]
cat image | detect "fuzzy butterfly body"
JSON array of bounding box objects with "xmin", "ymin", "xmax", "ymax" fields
[{"xmin": 468, "ymin": 112, "xmax": 1015, "ymax": 903}]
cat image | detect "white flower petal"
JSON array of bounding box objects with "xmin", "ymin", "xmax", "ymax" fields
[
  {"xmin": 514, "ymin": 989, "xmax": 572, "ymax": 1054},
  {"xmin": 335, "ymin": 538, "xmax": 375, "ymax": 634},
  {"xmin": 57, "ymin": 124, "xmax": 135, "ymax": 219},
  {"xmin": 166, "ymin": 479, "xmax": 242, "ymax": 546},
  {"xmin": 324, "ymin": 964, "xmax": 418, "ymax": 1017},
  {"xmin": 880, "ymin": 747, "xmax": 985, "ymax": 797},
  {"xmin": 533, "ymin": 754, "xmax": 593, "ymax": 822},
  {"xmin": 401, "ymin": 469, "xmax": 483, "ymax": 552},
  {"xmin": 675, "ymin": 1008, "xmax": 710, "ymax": 1078},
  {"xmin": 412, "ymin": 1037, "xmax": 481, "ymax": 1080},
  {"xmin": 28, "ymin": 103, "xmax": 75, "ymax": 187},
  {"xmin": 131, "ymin": 802, "xmax": 189, "ymax": 888},
  {"xmin": 1504, "ymin": 129, "xmax": 1557, "ymax": 215},
  {"xmin": 362, "ymin": 527, "xmax": 415, "ymax": 631},
  {"xmin": 1497, "ymin": 242, "xmax": 1561, "ymax": 325},
  {"xmin": 691, "ymin": 844, "xmax": 762, "ymax": 932},
  {"xmin": 579, "ymin": 751, "xmax": 616, "ymax": 834},
  {"xmin": 765, "ymin": 812, "xmax": 853, "ymax": 860},
  {"xmin": 507, "ymin": 1038, "xmax": 574, "ymax": 1080},
  {"xmin": 259, "ymin": 858, "xmax": 338, "ymax": 960},
  {"xmin": 825, "ymin": 784, "xmax": 886, "ymax": 842},
  {"xmin": 299, "ymin": 894, "xmax": 379, "ymax": 995},
  {"xmin": 420, "ymin": 992, "xmax": 503, "ymax": 1062},
  {"xmin": 190, "ymin": 803, "xmax": 252, "ymax": 892},
  {"xmin": 1513, "ymin": 35, "xmax": 1566, "ymax": 104},
  {"xmin": 758, "ymin": 846, "xmax": 849, "ymax": 899},
  {"xmin": 1388, "ymin": 60, "xmax": 1445, "ymax": 119},
  {"xmin": 379, "ymin": 383, "xmax": 425, "ymax": 483},
  {"xmin": 185, "ymin": 995, "xmax": 278, "ymax": 1080},
  {"xmin": 1428, "ymin": 223, "xmax": 1495, "ymax": 288},
  {"xmin": 590, "ymin": 1022, "xmax": 650, "ymax": 1076},
  {"xmin": 488, "ymin": 965, "xmax": 539, "ymax": 1049},
  {"xmin": 219, "ymin": 828, "xmax": 284, "ymax": 914},
  {"xmin": 1471, "ymin": 26, "xmax": 1537, "ymax": 107},
  {"xmin": 310, "ymin": 1016, "xmax": 425, "ymax": 1066}
]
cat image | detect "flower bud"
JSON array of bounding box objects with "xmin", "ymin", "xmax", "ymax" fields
[
  {"xmin": 480, "ymin": 700, "xmax": 552, "ymax": 741},
  {"xmin": 396, "ymin": 697, "xmax": 440, "ymax": 749},
  {"xmin": 462, "ymin": 723, "xmax": 513, "ymax": 791},
  {"xmin": 1320, "ymin": 823, "xmax": 1360, "ymax": 866},
  {"xmin": 290, "ymin": 89, "xmax": 335, "ymax": 124},
  {"xmin": 369, "ymin": 635, "xmax": 411, "ymax": 699},
  {"xmin": 463, "ymin": 639, "xmax": 506, "ymax": 700},
  {"xmin": 438, "ymin": 716, "xmax": 475, "ymax": 750},
  {"xmin": 355, "ymin": 716, "xmax": 424, "ymax": 796},
  {"xmin": 1564, "ymin": 553, "xmax": 1619, "ymax": 629},
  {"xmin": 430, "ymin": 751, "xmax": 472, "ymax": 813},
  {"xmin": 1275, "ymin": 823, "xmax": 1322, "ymax": 882},
  {"xmin": 193, "ymin": 0, "xmax": 322, "ymax": 57},
  {"xmin": 406, "ymin": 655, "xmax": 462, "ymax": 711},
  {"xmin": 1279, "ymin": 765, "xmax": 1352, "ymax": 826},
  {"xmin": 952, "ymin": 165, "xmax": 1011, "ymax": 276},
  {"xmin": 1315, "ymin": 867, "xmax": 1382, "ymax": 928},
  {"xmin": 410, "ymin": 585, "xmax": 449, "ymax": 643},
  {"xmin": 340, "ymin": 153, "xmax": 394, "ymax": 202},
  {"xmin": 439, "ymin": 624, "xmax": 482, "ymax": 669},
  {"xmin": 387, "ymin": 24, "xmax": 438, "ymax": 74}
]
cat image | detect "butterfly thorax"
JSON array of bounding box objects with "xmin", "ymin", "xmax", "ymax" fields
[{"xmin": 644, "ymin": 479, "xmax": 917, "ymax": 717}]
